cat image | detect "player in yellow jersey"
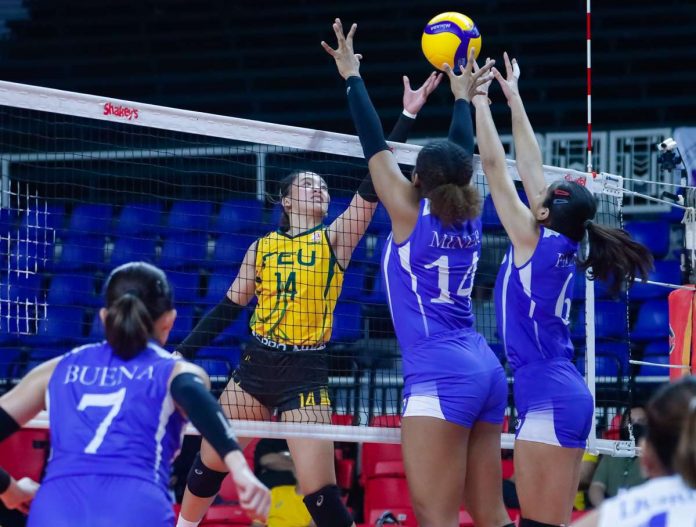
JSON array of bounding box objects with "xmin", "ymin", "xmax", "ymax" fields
[{"xmin": 174, "ymin": 72, "xmax": 443, "ymax": 527}]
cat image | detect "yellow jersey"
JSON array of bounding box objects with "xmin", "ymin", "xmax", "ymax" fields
[{"xmin": 251, "ymin": 225, "xmax": 344, "ymax": 346}]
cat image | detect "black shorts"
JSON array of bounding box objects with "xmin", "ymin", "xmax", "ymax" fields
[{"xmin": 232, "ymin": 340, "xmax": 331, "ymax": 414}]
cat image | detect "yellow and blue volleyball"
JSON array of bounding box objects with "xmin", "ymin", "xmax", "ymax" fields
[{"xmin": 421, "ymin": 12, "xmax": 482, "ymax": 71}]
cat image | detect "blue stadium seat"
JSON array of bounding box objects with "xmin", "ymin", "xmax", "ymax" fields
[
  {"xmin": 366, "ymin": 271, "xmax": 388, "ymax": 305},
  {"xmin": 203, "ymin": 272, "xmax": 236, "ymax": 305},
  {"xmin": 52, "ymin": 236, "xmax": 105, "ymax": 271},
  {"xmin": 165, "ymin": 201, "xmax": 213, "ymax": 233},
  {"xmin": 32, "ymin": 306, "xmax": 86, "ymax": 345},
  {"xmin": 341, "ymin": 266, "xmax": 365, "ymax": 301},
  {"xmin": 596, "ymin": 341, "xmax": 630, "ymax": 376},
  {"xmin": 326, "ymin": 197, "xmax": 352, "ymax": 224},
  {"xmin": 89, "ymin": 311, "xmax": 104, "ymax": 340},
  {"xmin": 624, "ymin": 221, "xmax": 670, "ymax": 260},
  {"xmin": 47, "ymin": 274, "xmax": 99, "ymax": 308},
  {"xmin": 570, "ymin": 303, "xmax": 586, "ymax": 340},
  {"xmin": 0, "ymin": 349, "xmax": 21, "ymax": 379},
  {"xmin": 213, "ymin": 235, "xmax": 250, "ymax": 267},
  {"xmin": 0, "ymin": 208, "xmax": 19, "ymax": 233},
  {"xmin": 8, "ymin": 234, "xmax": 55, "ymax": 272},
  {"xmin": 67, "ymin": 204, "xmax": 113, "ymax": 237},
  {"xmin": 481, "ymin": 194, "xmax": 502, "ymax": 231},
  {"xmin": 24, "ymin": 348, "xmax": 66, "ymax": 374},
  {"xmin": 110, "ymin": 237, "xmax": 157, "ymax": 268},
  {"xmin": 332, "ymin": 302, "xmax": 362, "ymax": 342},
  {"xmin": 210, "ymin": 308, "xmax": 251, "ymax": 345},
  {"xmin": 631, "ymin": 300, "xmax": 669, "ymax": 341},
  {"xmin": 116, "ymin": 203, "xmax": 163, "ymax": 236},
  {"xmin": 160, "ymin": 234, "xmax": 208, "ymax": 269},
  {"xmin": 215, "ymin": 199, "xmax": 265, "ymax": 234},
  {"xmin": 367, "ymin": 204, "xmax": 391, "ymax": 235},
  {"xmin": 639, "ymin": 351, "xmax": 670, "ymax": 377},
  {"xmin": 20, "ymin": 204, "xmax": 66, "ymax": 235},
  {"xmin": 194, "ymin": 355, "xmax": 235, "ymax": 377},
  {"xmin": 595, "ymin": 300, "xmax": 629, "ymax": 339},
  {"xmin": 630, "ymin": 260, "xmax": 681, "ymax": 300},
  {"xmin": 167, "ymin": 270, "xmax": 201, "ymax": 303},
  {"xmin": 166, "ymin": 304, "xmax": 195, "ymax": 344}
]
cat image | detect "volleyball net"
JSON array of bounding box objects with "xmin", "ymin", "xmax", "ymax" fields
[{"xmin": 0, "ymin": 80, "xmax": 685, "ymax": 455}]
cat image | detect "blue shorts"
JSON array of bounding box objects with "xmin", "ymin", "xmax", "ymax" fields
[
  {"xmin": 513, "ymin": 358, "xmax": 594, "ymax": 449},
  {"xmin": 401, "ymin": 329, "xmax": 508, "ymax": 428},
  {"xmin": 28, "ymin": 474, "xmax": 174, "ymax": 527}
]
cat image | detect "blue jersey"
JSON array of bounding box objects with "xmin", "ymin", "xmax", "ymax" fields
[
  {"xmin": 495, "ymin": 226, "xmax": 578, "ymax": 371},
  {"xmin": 382, "ymin": 199, "xmax": 481, "ymax": 349},
  {"xmin": 44, "ymin": 341, "xmax": 186, "ymax": 492}
]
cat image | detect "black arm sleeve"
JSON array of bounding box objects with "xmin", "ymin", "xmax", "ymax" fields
[
  {"xmin": 0, "ymin": 406, "xmax": 20, "ymax": 444},
  {"xmin": 387, "ymin": 112, "xmax": 416, "ymax": 144},
  {"xmin": 346, "ymin": 76, "xmax": 389, "ymax": 162},
  {"xmin": 356, "ymin": 113, "xmax": 415, "ymax": 203},
  {"xmin": 448, "ymin": 99, "xmax": 475, "ymax": 156},
  {"xmin": 170, "ymin": 373, "xmax": 241, "ymax": 459},
  {"xmin": 0, "ymin": 467, "xmax": 11, "ymax": 494},
  {"xmin": 175, "ymin": 296, "xmax": 243, "ymax": 360}
]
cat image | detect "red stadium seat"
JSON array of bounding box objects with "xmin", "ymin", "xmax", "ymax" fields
[
  {"xmin": 203, "ymin": 505, "xmax": 251, "ymax": 525},
  {"xmin": 373, "ymin": 460, "xmax": 405, "ymax": 478},
  {"xmin": 364, "ymin": 477, "xmax": 411, "ymax": 522},
  {"xmin": 369, "ymin": 415, "xmax": 401, "ymax": 428},
  {"xmin": 332, "ymin": 413, "xmax": 355, "ymax": 426},
  {"xmin": 361, "ymin": 442, "xmax": 403, "ymax": 483},
  {"xmin": 0, "ymin": 429, "xmax": 49, "ymax": 481},
  {"xmin": 336, "ymin": 458, "xmax": 355, "ymax": 491}
]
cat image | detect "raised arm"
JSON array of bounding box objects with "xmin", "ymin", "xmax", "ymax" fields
[
  {"xmin": 493, "ymin": 53, "xmax": 546, "ymax": 211},
  {"xmin": 176, "ymin": 241, "xmax": 257, "ymax": 359},
  {"xmin": 328, "ymin": 72, "xmax": 442, "ymax": 266},
  {"xmin": 444, "ymin": 49, "xmax": 495, "ymax": 155},
  {"xmin": 322, "ymin": 19, "xmax": 419, "ymax": 242},
  {"xmin": 470, "ymin": 60, "xmax": 538, "ymax": 254}
]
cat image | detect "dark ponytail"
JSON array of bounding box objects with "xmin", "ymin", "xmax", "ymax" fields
[
  {"xmin": 105, "ymin": 293, "xmax": 153, "ymax": 360},
  {"xmin": 580, "ymin": 221, "xmax": 653, "ymax": 294},
  {"xmin": 676, "ymin": 396, "xmax": 696, "ymax": 488},
  {"xmin": 429, "ymin": 183, "xmax": 481, "ymax": 226},
  {"xmin": 103, "ymin": 262, "xmax": 173, "ymax": 360},
  {"xmin": 416, "ymin": 140, "xmax": 479, "ymax": 227}
]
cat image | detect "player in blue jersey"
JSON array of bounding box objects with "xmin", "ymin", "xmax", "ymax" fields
[
  {"xmin": 472, "ymin": 53, "xmax": 653, "ymax": 527},
  {"xmin": 0, "ymin": 262, "xmax": 269, "ymax": 526},
  {"xmin": 324, "ymin": 20, "xmax": 513, "ymax": 527}
]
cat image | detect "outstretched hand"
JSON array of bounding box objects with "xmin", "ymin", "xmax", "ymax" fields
[
  {"xmin": 443, "ymin": 48, "xmax": 495, "ymax": 103},
  {"xmin": 402, "ymin": 72, "xmax": 443, "ymax": 115},
  {"xmin": 321, "ymin": 18, "xmax": 362, "ymax": 80},
  {"xmin": 492, "ymin": 51, "xmax": 521, "ymax": 102}
]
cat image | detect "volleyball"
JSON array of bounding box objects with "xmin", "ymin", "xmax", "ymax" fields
[{"xmin": 421, "ymin": 12, "xmax": 482, "ymax": 72}]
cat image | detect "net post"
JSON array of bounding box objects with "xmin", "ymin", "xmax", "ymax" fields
[{"xmin": 585, "ymin": 266, "xmax": 597, "ymax": 454}]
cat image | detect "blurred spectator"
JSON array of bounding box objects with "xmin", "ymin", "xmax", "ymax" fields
[
  {"xmin": 252, "ymin": 439, "xmax": 314, "ymax": 527},
  {"xmin": 588, "ymin": 407, "xmax": 647, "ymax": 507}
]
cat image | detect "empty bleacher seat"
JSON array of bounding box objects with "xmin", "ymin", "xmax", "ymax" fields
[
  {"xmin": 116, "ymin": 203, "xmax": 163, "ymax": 236},
  {"xmin": 160, "ymin": 234, "xmax": 209, "ymax": 269},
  {"xmin": 595, "ymin": 300, "xmax": 628, "ymax": 339},
  {"xmin": 215, "ymin": 199, "xmax": 264, "ymax": 234},
  {"xmin": 165, "ymin": 201, "xmax": 213, "ymax": 233},
  {"xmin": 110, "ymin": 237, "xmax": 157, "ymax": 268},
  {"xmin": 340, "ymin": 266, "xmax": 365, "ymax": 301},
  {"xmin": 47, "ymin": 273, "xmax": 99, "ymax": 308},
  {"xmin": 67, "ymin": 204, "xmax": 113, "ymax": 237},
  {"xmin": 631, "ymin": 300, "xmax": 669, "ymax": 341},
  {"xmin": 212, "ymin": 234, "xmax": 250, "ymax": 267},
  {"xmin": 481, "ymin": 194, "xmax": 503, "ymax": 231},
  {"xmin": 203, "ymin": 272, "xmax": 235, "ymax": 305},
  {"xmin": 364, "ymin": 477, "xmax": 412, "ymax": 526},
  {"xmin": 331, "ymin": 301, "xmax": 362, "ymax": 342},
  {"xmin": 32, "ymin": 306, "xmax": 86, "ymax": 345},
  {"xmin": 166, "ymin": 304, "xmax": 195, "ymax": 344},
  {"xmin": 166, "ymin": 270, "xmax": 201, "ymax": 304},
  {"xmin": 624, "ymin": 221, "xmax": 670, "ymax": 260},
  {"xmin": 52, "ymin": 236, "xmax": 105, "ymax": 271},
  {"xmin": 595, "ymin": 341, "xmax": 630, "ymax": 377},
  {"xmin": 20, "ymin": 204, "xmax": 65, "ymax": 235},
  {"xmin": 630, "ymin": 260, "xmax": 681, "ymax": 300},
  {"xmin": 367, "ymin": 203, "xmax": 391, "ymax": 235}
]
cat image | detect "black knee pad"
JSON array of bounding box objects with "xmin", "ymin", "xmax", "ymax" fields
[
  {"xmin": 186, "ymin": 452, "xmax": 228, "ymax": 498},
  {"xmin": 519, "ymin": 518, "xmax": 562, "ymax": 527},
  {"xmin": 302, "ymin": 484, "xmax": 353, "ymax": 527}
]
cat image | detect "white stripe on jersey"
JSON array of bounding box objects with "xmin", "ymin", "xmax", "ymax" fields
[
  {"xmin": 500, "ymin": 252, "xmax": 513, "ymax": 352},
  {"xmin": 397, "ymin": 241, "xmax": 429, "ymax": 338},
  {"xmin": 383, "ymin": 234, "xmax": 395, "ymax": 321},
  {"xmin": 153, "ymin": 390, "xmax": 176, "ymax": 482}
]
